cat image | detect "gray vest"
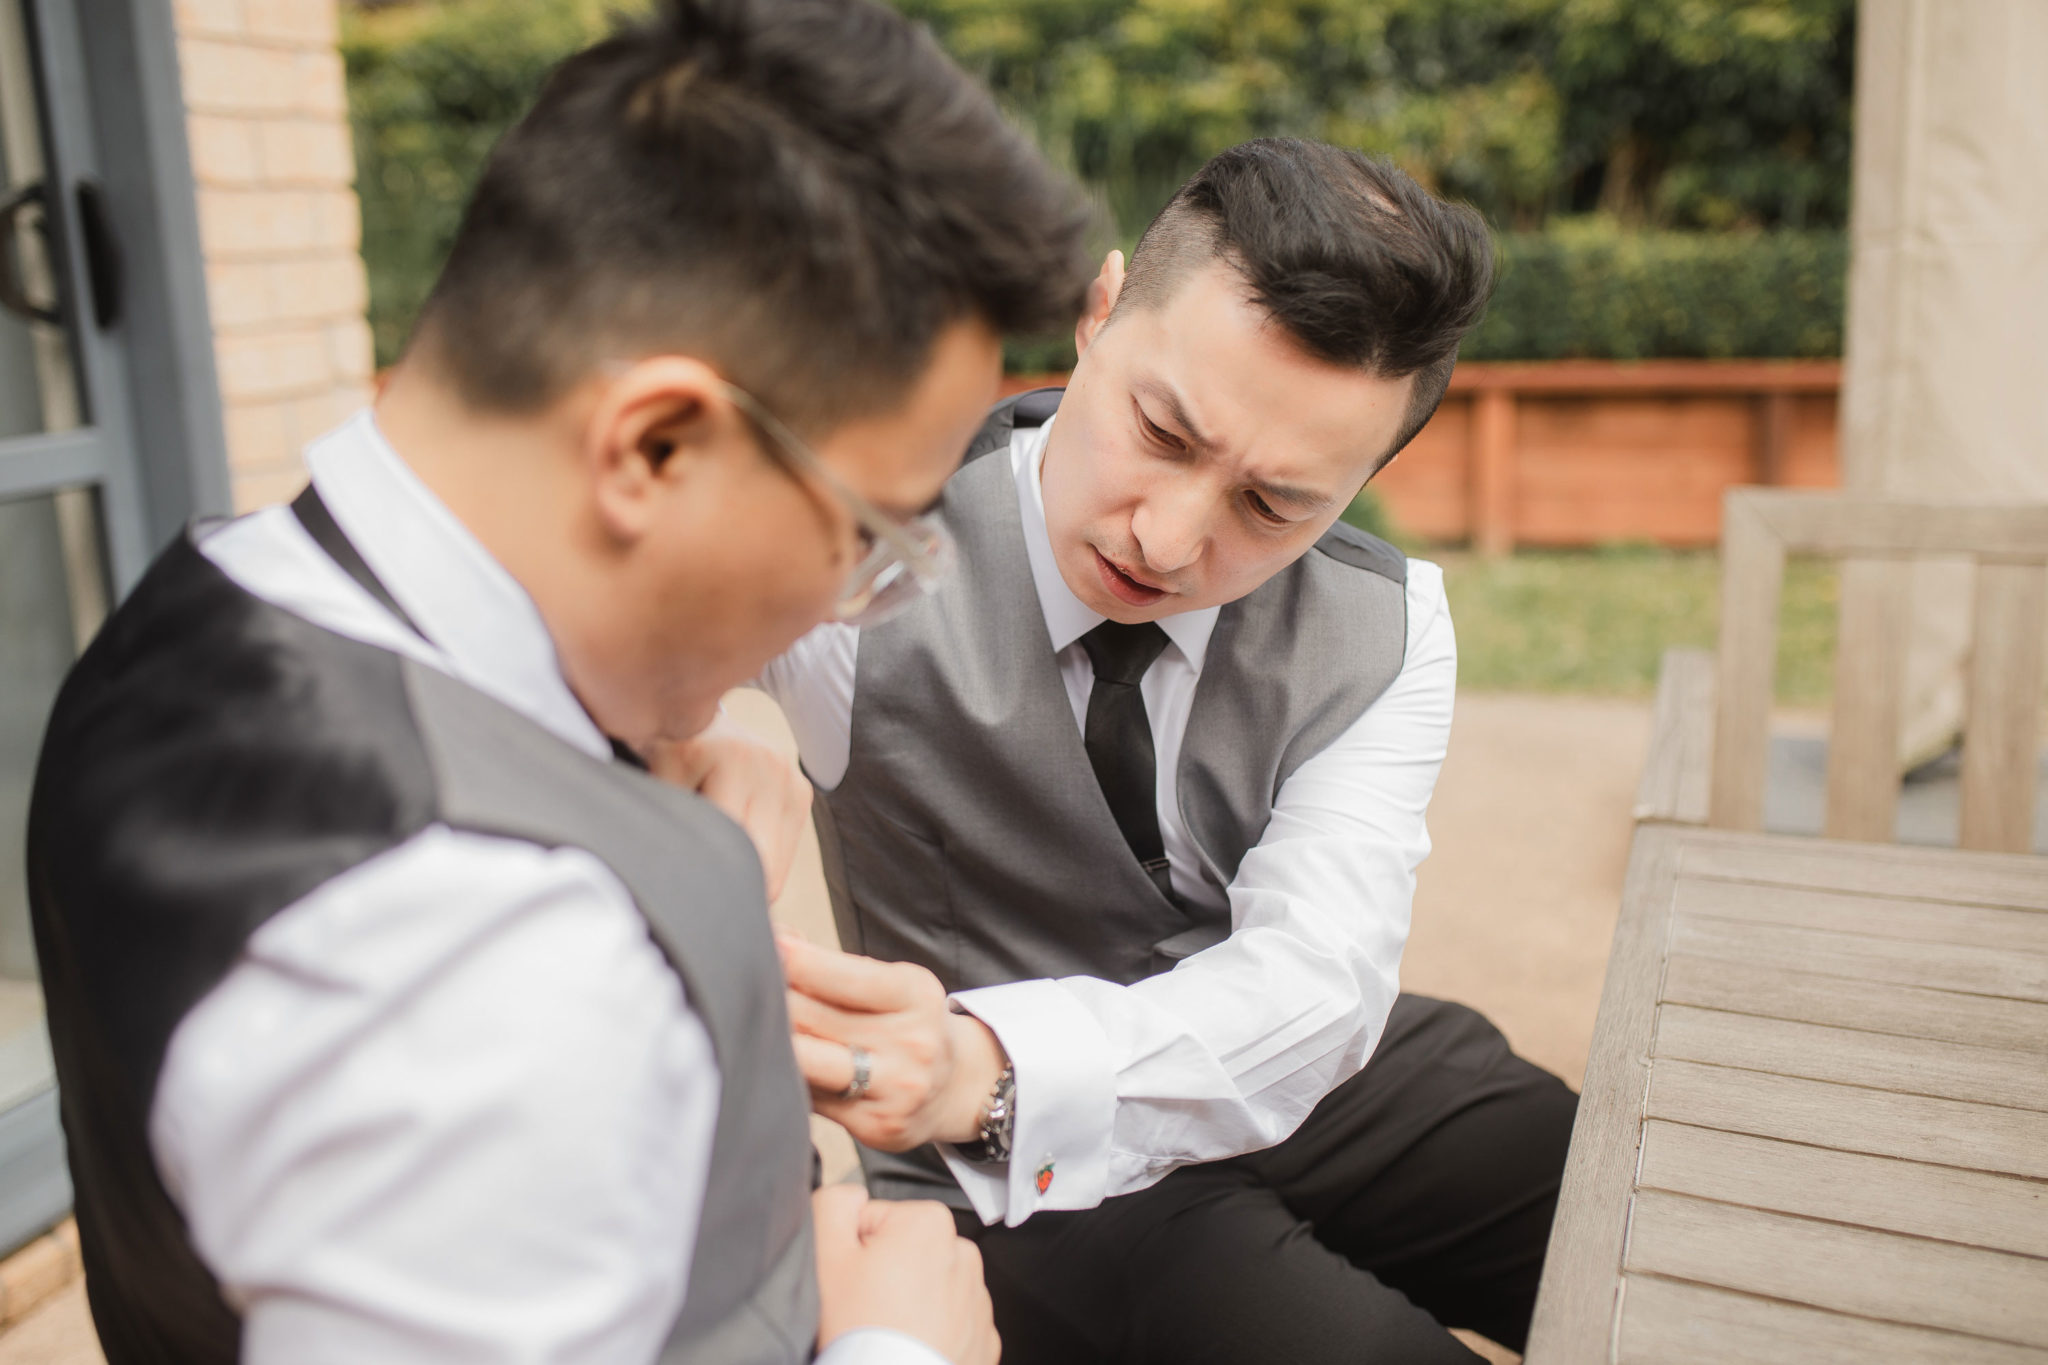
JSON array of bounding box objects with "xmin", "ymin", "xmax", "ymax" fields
[
  {"xmin": 28, "ymin": 532, "xmax": 817, "ymax": 1362},
  {"xmin": 412, "ymin": 666, "xmax": 820, "ymax": 1362},
  {"xmin": 812, "ymin": 391, "xmax": 1408, "ymax": 1202}
]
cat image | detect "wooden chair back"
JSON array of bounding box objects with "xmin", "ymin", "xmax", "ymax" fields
[{"xmin": 1710, "ymin": 489, "xmax": 2048, "ymax": 852}]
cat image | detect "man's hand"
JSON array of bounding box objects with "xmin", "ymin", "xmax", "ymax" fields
[
  {"xmin": 647, "ymin": 710, "xmax": 812, "ymax": 901},
  {"xmin": 781, "ymin": 935, "xmax": 1007, "ymax": 1152},
  {"xmin": 813, "ymin": 1185, "xmax": 998, "ymax": 1365}
]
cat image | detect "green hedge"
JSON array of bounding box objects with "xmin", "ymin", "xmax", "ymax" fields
[
  {"xmin": 1461, "ymin": 219, "xmax": 1847, "ymax": 362},
  {"xmin": 342, "ymin": 0, "xmax": 635, "ymax": 365},
  {"xmin": 342, "ymin": 2, "xmax": 1846, "ymax": 370}
]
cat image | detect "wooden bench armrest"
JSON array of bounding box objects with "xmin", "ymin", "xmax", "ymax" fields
[{"xmin": 1635, "ymin": 648, "xmax": 1716, "ymax": 825}]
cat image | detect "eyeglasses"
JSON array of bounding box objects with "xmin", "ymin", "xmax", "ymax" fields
[{"xmin": 717, "ymin": 381, "xmax": 955, "ymax": 628}]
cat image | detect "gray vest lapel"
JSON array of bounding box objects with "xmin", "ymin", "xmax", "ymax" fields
[
  {"xmin": 404, "ymin": 663, "xmax": 818, "ymax": 1363},
  {"xmin": 1178, "ymin": 528, "xmax": 1410, "ymax": 896}
]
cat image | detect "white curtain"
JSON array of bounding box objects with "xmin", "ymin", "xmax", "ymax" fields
[{"xmin": 1840, "ymin": 0, "xmax": 2048, "ymax": 766}]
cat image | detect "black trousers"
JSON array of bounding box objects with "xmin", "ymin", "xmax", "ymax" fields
[{"xmin": 953, "ymin": 995, "xmax": 1578, "ymax": 1364}]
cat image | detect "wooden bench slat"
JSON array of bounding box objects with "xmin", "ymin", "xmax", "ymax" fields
[
  {"xmin": 1616, "ymin": 1275, "xmax": 2047, "ymax": 1365},
  {"xmin": 1960, "ymin": 561, "xmax": 2048, "ymax": 853},
  {"xmin": 1676, "ymin": 833, "xmax": 2048, "ymax": 910},
  {"xmin": 1623, "ymin": 1188, "xmax": 2048, "ymax": 1347},
  {"xmin": 1709, "ymin": 497, "xmax": 1784, "ymax": 831},
  {"xmin": 1523, "ymin": 827, "xmax": 1684, "ymax": 1364},
  {"xmin": 1674, "ymin": 878, "xmax": 2048, "ymax": 955},
  {"xmin": 1746, "ymin": 492, "xmax": 2048, "ymax": 562},
  {"xmin": 1653, "ymin": 1003, "xmax": 2048, "ymax": 1111},
  {"xmin": 1824, "ymin": 557, "xmax": 1908, "ymax": 841},
  {"xmin": 1670, "ymin": 913, "xmax": 2048, "ymax": 1002},
  {"xmin": 1636, "ymin": 1120, "xmax": 2048, "ymax": 1259},
  {"xmin": 1661, "ymin": 952, "xmax": 2048, "ymax": 1052},
  {"xmin": 1636, "ymin": 648, "xmax": 1715, "ymax": 825},
  {"xmin": 1644, "ymin": 1058, "xmax": 2048, "ymax": 1179}
]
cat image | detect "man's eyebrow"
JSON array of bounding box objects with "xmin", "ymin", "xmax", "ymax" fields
[
  {"xmin": 1133, "ymin": 378, "xmax": 1213, "ymax": 450},
  {"xmin": 1252, "ymin": 479, "xmax": 1337, "ymax": 514}
]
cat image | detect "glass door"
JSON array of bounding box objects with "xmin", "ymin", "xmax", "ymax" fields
[{"xmin": 0, "ymin": 0, "xmax": 160, "ymax": 1253}]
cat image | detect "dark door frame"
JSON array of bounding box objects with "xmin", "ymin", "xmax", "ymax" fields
[
  {"xmin": 0, "ymin": 0, "xmax": 228, "ymax": 1256},
  {"xmin": 3, "ymin": 0, "xmax": 230, "ymax": 585}
]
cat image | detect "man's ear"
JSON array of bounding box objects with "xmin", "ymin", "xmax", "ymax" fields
[
  {"xmin": 581, "ymin": 355, "xmax": 739, "ymax": 545},
  {"xmin": 1075, "ymin": 250, "xmax": 1125, "ymax": 356}
]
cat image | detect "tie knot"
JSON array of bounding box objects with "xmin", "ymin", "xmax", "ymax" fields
[{"xmin": 1080, "ymin": 620, "xmax": 1171, "ymax": 686}]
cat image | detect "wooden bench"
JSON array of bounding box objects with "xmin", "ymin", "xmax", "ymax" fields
[{"xmin": 1526, "ymin": 490, "xmax": 2048, "ymax": 1362}]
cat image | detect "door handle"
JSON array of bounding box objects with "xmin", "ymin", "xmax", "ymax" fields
[
  {"xmin": 76, "ymin": 178, "xmax": 121, "ymax": 329},
  {"xmin": 0, "ymin": 180, "xmax": 60, "ymax": 326}
]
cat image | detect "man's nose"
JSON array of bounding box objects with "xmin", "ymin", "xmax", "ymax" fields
[{"xmin": 1129, "ymin": 484, "xmax": 1209, "ymax": 576}]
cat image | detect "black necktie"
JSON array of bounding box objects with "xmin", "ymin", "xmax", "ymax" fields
[{"xmin": 1079, "ymin": 621, "xmax": 1177, "ymax": 903}]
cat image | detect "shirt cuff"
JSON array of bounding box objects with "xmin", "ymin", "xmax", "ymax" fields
[
  {"xmin": 943, "ymin": 978, "xmax": 1117, "ymax": 1227},
  {"xmin": 819, "ymin": 1327, "xmax": 953, "ymax": 1365}
]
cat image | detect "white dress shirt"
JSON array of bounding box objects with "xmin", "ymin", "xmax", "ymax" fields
[
  {"xmin": 759, "ymin": 415, "xmax": 1456, "ymax": 1227},
  {"xmin": 160, "ymin": 411, "xmax": 940, "ymax": 1365}
]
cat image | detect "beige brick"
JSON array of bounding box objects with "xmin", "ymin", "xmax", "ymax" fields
[
  {"xmin": 197, "ymin": 187, "xmax": 322, "ymax": 257},
  {"xmin": 255, "ymin": 118, "xmax": 355, "ymax": 186},
  {"xmin": 240, "ymin": 0, "xmax": 337, "ymax": 47},
  {"xmin": 290, "ymin": 386, "xmax": 366, "ymax": 443},
  {"xmin": 233, "ymin": 462, "xmax": 313, "ymax": 514},
  {"xmin": 222, "ymin": 397, "xmax": 294, "ymax": 471},
  {"xmin": 204, "ymin": 260, "xmax": 278, "ymax": 330},
  {"xmin": 310, "ymin": 188, "xmax": 362, "ymax": 251},
  {"xmin": 217, "ymin": 327, "xmax": 332, "ymax": 401},
  {"xmin": 274, "ymin": 253, "xmax": 368, "ymax": 321},
  {"xmin": 186, "ymin": 115, "xmax": 261, "ymax": 185},
  {"xmin": 178, "ymin": 38, "xmax": 301, "ymax": 115},
  {"xmin": 326, "ymin": 317, "xmax": 375, "ymax": 383},
  {"xmin": 294, "ymin": 49, "xmax": 348, "ymax": 117},
  {"xmin": 173, "ymin": 0, "xmax": 243, "ymax": 38}
]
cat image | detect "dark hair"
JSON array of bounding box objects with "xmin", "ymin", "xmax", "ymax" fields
[
  {"xmin": 1115, "ymin": 139, "xmax": 1494, "ymax": 468},
  {"xmin": 413, "ymin": 0, "xmax": 1094, "ymax": 431}
]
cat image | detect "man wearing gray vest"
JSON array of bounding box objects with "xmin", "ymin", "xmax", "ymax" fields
[
  {"xmin": 760, "ymin": 140, "xmax": 1578, "ymax": 1362},
  {"xmin": 25, "ymin": 1, "xmax": 1093, "ymax": 1361}
]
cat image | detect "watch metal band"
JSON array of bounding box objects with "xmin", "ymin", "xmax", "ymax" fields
[{"xmin": 954, "ymin": 1061, "xmax": 1015, "ymax": 1164}]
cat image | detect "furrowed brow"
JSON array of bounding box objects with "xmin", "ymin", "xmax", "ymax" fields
[
  {"xmin": 1254, "ymin": 480, "xmax": 1337, "ymax": 514},
  {"xmin": 1134, "ymin": 378, "xmax": 1213, "ymax": 450}
]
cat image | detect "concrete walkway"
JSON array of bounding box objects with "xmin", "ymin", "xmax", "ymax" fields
[{"xmin": 0, "ymin": 690, "xmax": 1650, "ymax": 1363}]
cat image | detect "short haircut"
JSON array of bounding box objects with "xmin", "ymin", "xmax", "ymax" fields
[
  {"xmin": 413, "ymin": 0, "xmax": 1094, "ymax": 432},
  {"xmin": 1114, "ymin": 139, "xmax": 1494, "ymax": 469}
]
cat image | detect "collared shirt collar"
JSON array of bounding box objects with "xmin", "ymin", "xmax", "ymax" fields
[
  {"xmin": 1010, "ymin": 413, "xmax": 1220, "ymax": 670},
  {"xmin": 303, "ymin": 410, "xmax": 612, "ymax": 761}
]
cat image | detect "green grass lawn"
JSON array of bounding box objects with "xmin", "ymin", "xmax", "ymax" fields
[
  {"xmin": 1344, "ymin": 489, "xmax": 1841, "ymax": 702},
  {"xmin": 1433, "ymin": 547, "xmax": 1839, "ymax": 703}
]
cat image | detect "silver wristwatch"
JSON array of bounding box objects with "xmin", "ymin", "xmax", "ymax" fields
[{"xmin": 954, "ymin": 1062, "xmax": 1015, "ymax": 1164}]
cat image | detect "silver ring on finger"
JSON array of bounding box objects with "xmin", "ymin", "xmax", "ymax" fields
[{"xmin": 840, "ymin": 1045, "xmax": 872, "ymax": 1102}]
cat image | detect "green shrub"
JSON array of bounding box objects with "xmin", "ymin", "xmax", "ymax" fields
[
  {"xmin": 342, "ymin": 0, "xmax": 642, "ymax": 365},
  {"xmin": 1463, "ymin": 218, "xmax": 1847, "ymax": 361},
  {"xmin": 1340, "ymin": 488, "xmax": 1400, "ymax": 545},
  {"xmin": 343, "ymin": 3, "xmax": 1846, "ymax": 370}
]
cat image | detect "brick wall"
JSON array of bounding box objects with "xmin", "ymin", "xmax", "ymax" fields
[{"xmin": 172, "ymin": 0, "xmax": 373, "ymax": 512}]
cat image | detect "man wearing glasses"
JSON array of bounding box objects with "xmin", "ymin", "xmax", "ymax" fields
[
  {"xmin": 25, "ymin": 1, "xmax": 1090, "ymax": 1362},
  {"xmin": 761, "ymin": 141, "xmax": 1580, "ymax": 1363}
]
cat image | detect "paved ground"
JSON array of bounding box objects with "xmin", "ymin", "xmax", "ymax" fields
[{"xmin": 0, "ymin": 689, "xmax": 1650, "ymax": 1364}]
